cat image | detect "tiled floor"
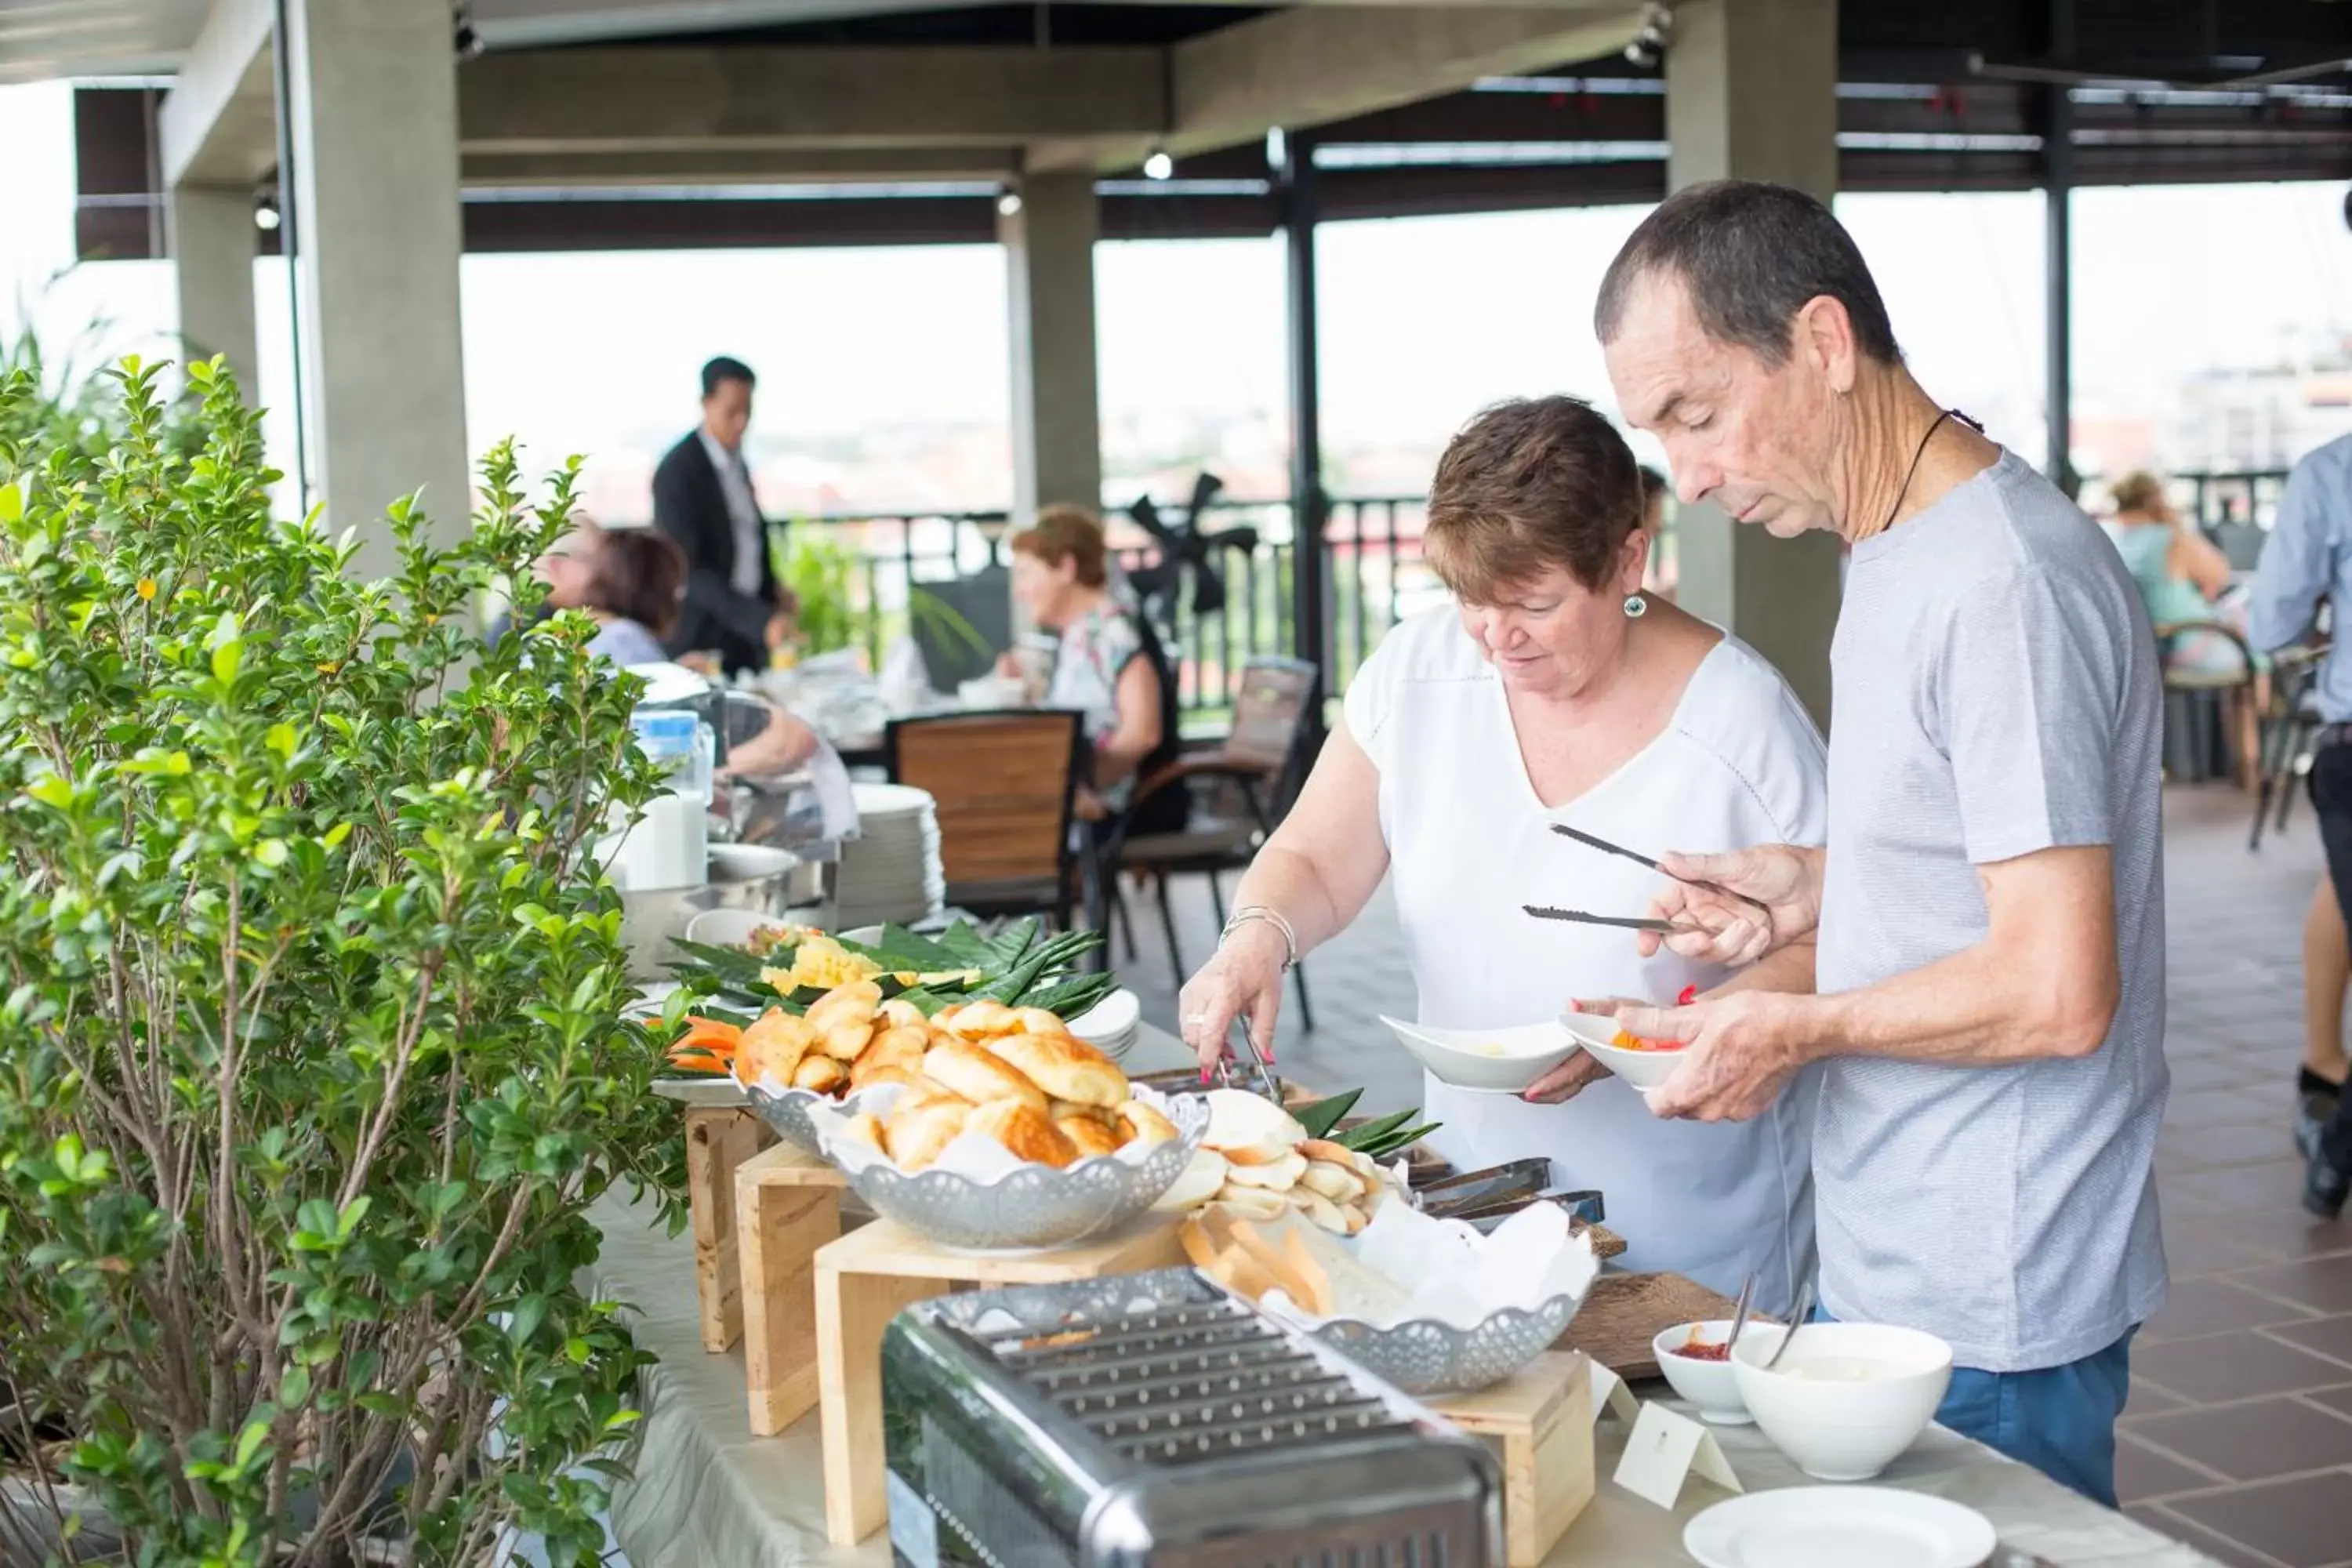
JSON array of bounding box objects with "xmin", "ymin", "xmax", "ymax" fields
[{"xmin": 1117, "ymin": 782, "xmax": 2352, "ymax": 1567}]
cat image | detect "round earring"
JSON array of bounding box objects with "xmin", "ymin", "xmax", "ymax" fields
[{"xmin": 1623, "ymin": 593, "xmax": 1647, "ymax": 619}]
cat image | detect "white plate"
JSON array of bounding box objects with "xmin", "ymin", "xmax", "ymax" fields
[{"xmin": 1684, "ymin": 1488, "xmax": 1996, "ymax": 1568}]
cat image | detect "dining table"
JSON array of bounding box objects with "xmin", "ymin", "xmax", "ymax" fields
[{"xmin": 592, "ymin": 1022, "xmax": 2220, "ymax": 1568}]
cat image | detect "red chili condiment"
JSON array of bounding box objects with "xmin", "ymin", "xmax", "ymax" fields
[{"xmin": 1674, "ymin": 1332, "xmax": 1730, "ymax": 1363}]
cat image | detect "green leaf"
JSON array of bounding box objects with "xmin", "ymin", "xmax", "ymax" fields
[
  {"xmin": 211, "ymin": 637, "xmax": 242, "ymax": 684},
  {"xmin": 509, "ymin": 1293, "xmax": 547, "ymax": 1345},
  {"xmin": 1293, "ymin": 1090, "xmax": 1363, "ymax": 1141},
  {"xmin": 253, "ymin": 838, "xmax": 288, "ymax": 869},
  {"xmin": 265, "ymin": 722, "xmax": 298, "ymax": 758},
  {"xmin": 24, "ymin": 773, "xmax": 71, "ymax": 809},
  {"xmin": 0, "ymin": 481, "xmax": 20, "ymax": 523}
]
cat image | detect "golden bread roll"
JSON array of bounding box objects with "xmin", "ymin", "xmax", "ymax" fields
[
  {"xmin": 892, "ymin": 1079, "xmax": 971, "ymax": 1117},
  {"xmin": 1116, "ymin": 1099, "xmax": 1179, "ymax": 1147},
  {"xmin": 793, "ymin": 1054, "xmax": 849, "ymax": 1094},
  {"xmin": 939, "ymin": 998, "xmax": 1017, "ymax": 1038},
  {"xmin": 839, "ymin": 1112, "xmax": 886, "ymax": 1153},
  {"xmin": 879, "ymin": 997, "xmax": 925, "ymax": 1029},
  {"xmin": 984, "ymin": 1032, "xmax": 1125, "ymax": 1109},
  {"xmin": 885, "ymin": 1096, "xmax": 971, "ymax": 1171},
  {"xmin": 1048, "ymin": 1098, "xmax": 1116, "ymax": 1126},
  {"xmin": 965, "ymin": 1099, "xmax": 1080, "ymax": 1168},
  {"xmin": 805, "ymin": 979, "xmax": 883, "ymax": 1035},
  {"xmin": 922, "ymin": 1036, "xmax": 1049, "ymax": 1112},
  {"xmin": 733, "ymin": 1008, "xmax": 818, "ymax": 1087},
  {"xmin": 858, "ymin": 1063, "xmax": 921, "ymax": 1092},
  {"xmin": 1225, "ymin": 1151, "xmax": 1306, "ymax": 1190},
  {"xmin": 850, "ymin": 1024, "xmax": 928, "ymax": 1088},
  {"xmin": 817, "ymin": 1018, "xmax": 874, "ymax": 1062},
  {"xmin": 1057, "ymin": 1116, "xmax": 1123, "ymax": 1160},
  {"xmin": 1210, "ymin": 1184, "xmax": 1288, "ymax": 1221},
  {"xmin": 1012, "ymin": 1006, "xmax": 1069, "ymax": 1037}
]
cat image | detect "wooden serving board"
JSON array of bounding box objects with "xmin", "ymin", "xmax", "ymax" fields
[{"xmin": 1557, "ymin": 1272, "xmax": 1746, "ymax": 1383}]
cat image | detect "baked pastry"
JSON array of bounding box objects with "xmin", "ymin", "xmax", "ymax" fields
[
  {"xmin": 839, "ymin": 1112, "xmax": 886, "ymax": 1153},
  {"xmin": 793, "ymin": 1054, "xmax": 848, "ymax": 1094},
  {"xmin": 806, "ymin": 979, "xmax": 883, "ymax": 1035},
  {"xmin": 1058, "ymin": 1116, "xmax": 1123, "ymax": 1160},
  {"xmin": 965, "ymin": 1099, "xmax": 1080, "ymax": 1168},
  {"xmin": 879, "ymin": 997, "xmax": 926, "ymax": 1030},
  {"xmin": 733, "ymin": 1008, "xmax": 818, "ymax": 1087},
  {"xmin": 1048, "ymin": 1098, "xmax": 1115, "ymax": 1125},
  {"xmin": 887, "ymin": 1092, "xmax": 973, "ymax": 1171},
  {"xmin": 851, "ymin": 1023, "xmax": 928, "ymax": 1088},
  {"xmin": 1116, "ymin": 1098, "xmax": 1179, "ymax": 1147},
  {"xmin": 815, "ymin": 1017, "xmax": 874, "ymax": 1062},
  {"xmin": 985, "ymin": 1032, "xmax": 1124, "ymax": 1109},
  {"xmin": 922, "ymin": 1036, "xmax": 1049, "ymax": 1112},
  {"xmin": 936, "ymin": 999, "xmax": 1018, "ymax": 1039}
]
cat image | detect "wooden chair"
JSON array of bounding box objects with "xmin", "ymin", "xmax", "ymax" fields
[
  {"xmin": 2154, "ymin": 619, "xmax": 2259, "ymax": 789},
  {"xmin": 1091, "ymin": 656, "xmax": 1321, "ymax": 1027},
  {"xmin": 884, "ymin": 709, "xmax": 1084, "ymax": 926}
]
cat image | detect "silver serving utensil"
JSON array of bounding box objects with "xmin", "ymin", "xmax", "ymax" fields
[
  {"xmin": 1760, "ymin": 1279, "xmax": 1815, "ymax": 1370},
  {"xmin": 1523, "ymin": 904, "xmax": 1684, "ymax": 934},
  {"xmin": 1548, "ymin": 823, "xmax": 1773, "ymax": 916},
  {"xmin": 1225, "ymin": 1015, "xmax": 1283, "ymax": 1104},
  {"xmin": 1722, "ymin": 1270, "xmax": 1759, "ymax": 1356}
]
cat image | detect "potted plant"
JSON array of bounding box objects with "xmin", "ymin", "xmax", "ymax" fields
[{"xmin": 0, "ymin": 358, "xmax": 686, "ymax": 1565}]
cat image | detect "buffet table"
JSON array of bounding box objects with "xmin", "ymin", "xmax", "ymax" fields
[{"xmin": 599, "ymin": 1025, "xmax": 2216, "ymax": 1568}]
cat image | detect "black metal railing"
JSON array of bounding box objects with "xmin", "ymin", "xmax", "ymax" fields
[{"xmin": 786, "ymin": 494, "xmax": 1442, "ymax": 717}]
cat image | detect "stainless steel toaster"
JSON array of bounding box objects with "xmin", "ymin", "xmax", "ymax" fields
[{"xmin": 880, "ymin": 1266, "xmax": 1503, "ymax": 1568}]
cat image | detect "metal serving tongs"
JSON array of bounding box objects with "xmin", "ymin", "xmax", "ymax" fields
[
  {"xmin": 1547, "ymin": 823, "xmax": 1773, "ymax": 916},
  {"xmin": 1216, "ymin": 1015, "xmax": 1283, "ymax": 1104}
]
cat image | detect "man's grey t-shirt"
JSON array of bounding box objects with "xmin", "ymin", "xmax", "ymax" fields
[{"xmin": 1817, "ymin": 449, "xmax": 2169, "ymax": 1373}]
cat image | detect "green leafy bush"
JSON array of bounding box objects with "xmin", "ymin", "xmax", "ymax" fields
[{"xmin": 0, "ymin": 358, "xmax": 686, "ymax": 1566}]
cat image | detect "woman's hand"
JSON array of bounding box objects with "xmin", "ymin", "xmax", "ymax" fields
[
  {"xmin": 1521, "ymin": 994, "xmax": 1643, "ymax": 1103},
  {"xmin": 1635, "ymin": 844, "xmax": 1824, "ymax": 967},
  {"xmin": 1178, "ymin": 921, "xmax": 1287, "ymax": 1074}
]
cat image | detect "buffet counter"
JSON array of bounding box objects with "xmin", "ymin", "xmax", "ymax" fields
[{"xmin": 594, "ymin": 1025, "xmax": 2214, "ymax": 1568}]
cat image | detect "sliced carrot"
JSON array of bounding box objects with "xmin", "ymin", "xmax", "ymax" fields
[
  {"xmin": 666, "ymin": 1051, "xmax": 731, "ymax": 1075},
  {"xmin": 671, "ymin": 1017, "xmax": 743, "ymax": 1060}
]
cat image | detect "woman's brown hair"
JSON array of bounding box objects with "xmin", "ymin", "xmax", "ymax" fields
[
  {"xmin": 577, "ymin": 521, "xmax": 688, "ymax": 637},
  {"xmin": 1008, "ymin": 504, "xmax": 1109, "ymax": 589},
  {"xmin": 2108, "ymin": 471, "xmax": 2168, "ymax": 517},
  {"xmin": 1425, "ymin": 397, "xmax": 1644, "ymax": 601}
]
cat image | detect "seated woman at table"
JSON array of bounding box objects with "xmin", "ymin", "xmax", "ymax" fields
[
  {"xmin": 2103, "ymin": 470, "xmax": 2264, "ymax": 782},
  {"xmin": 1006, "ymin": 505, "xmax": 1186, "ymax": 837},
  {"xmin": 537, "ymin": 518, "xmax": 821, "ymax": 779},
  {"xmin": 1178, "ymin": 397, "xmax": 1825, "ymax": 1303}
]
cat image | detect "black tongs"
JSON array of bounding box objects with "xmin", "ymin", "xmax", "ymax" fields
[{"xmin": 1525, "ymin": 822, "xmax": 1772, "ymax": 933}]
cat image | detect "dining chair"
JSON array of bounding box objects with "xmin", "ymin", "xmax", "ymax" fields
[
  {"xmin": 2251, "ymin": 640, "xmax": 2328, "ymax": 851},
  {"xmin": 884, "ymin": 708, "xmax": 1085, "ymax": 926},
  {"xmin": 1091, "ymin": 655, "xmax": 1322, "ymax": 1027}
]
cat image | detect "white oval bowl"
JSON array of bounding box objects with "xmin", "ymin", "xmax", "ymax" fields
[
  {"xmin": 1730, "ymin": 1320, "xmax": 1953, "ymax": 1483},
  {"xmin": 1653, "ymin": 1319, "xmax": 1770, "ymax": 1425},
  {"xmin": 1377, "ymin": 1015, "xmax": 1579, "ymax": 1094},
  {"xmin": 1558, "ymin": 1009, "xmax": 1686, "ymax": 1091}
]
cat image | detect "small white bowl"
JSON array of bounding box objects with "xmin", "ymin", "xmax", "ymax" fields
[
  {"xmin": 1558, "ymin": 1009, "xmax": 1686, "ymax": 1091},
  {"xmin": 1731, "ymin": 1320, "xmax": 1954, "ymax": 1482},
  {"xmin": 682, "ymin": 907, "xmax": 781, "ymax": 949},
  {"xmin": 1653, "ymin": 1319, "xmax": 1773, "ymax": 1425},
  {"xmin": 1377, "ymin": 1016, "xmax": 1580, "ymax": 1094}
]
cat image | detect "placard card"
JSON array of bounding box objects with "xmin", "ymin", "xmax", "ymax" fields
[
  {"xmin": 1587, "ymin": 1362, "xmax": 1642, "ymax": 1424},
  {"xmin": 1612, "ymin": 1401, "xmax": 1744, "ymax": 1509}
]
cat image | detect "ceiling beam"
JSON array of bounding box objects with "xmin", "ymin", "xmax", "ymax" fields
[
  {"xmin": 156, "ymin": 0, "xmax": 273, "ymax": 187},
  {"xmin": 460, "ymin": 146, "xmax": 1021, "ymax": 185},
  {"xmin": 455, "ymin": 45, "xmax": 1167, "ymax": 152}
]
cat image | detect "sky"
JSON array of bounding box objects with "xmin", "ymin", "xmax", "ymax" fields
[{"xmin": 4, "ymin": 78, "xmax": 2350, "ymax": 507}]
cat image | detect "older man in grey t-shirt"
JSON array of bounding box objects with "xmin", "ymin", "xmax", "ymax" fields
[{"xmin": 1592, "ymin": 182, "xmax": 2168, "ymax": 1510}]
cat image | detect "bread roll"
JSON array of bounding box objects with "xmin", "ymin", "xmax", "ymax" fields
[
  {"xmin": 733, "ymin": 1009, "xmax": 818, "ymax": 1087},
  {"xmin": 921, "ymin": 1036, "xmax": 1048, "ymax": 1112},
  {"xmin": 966, "ymin": 1099, "xmax": 1080, "ymax": 1168},
  {"xmin": 851, "ymin": 1024, "xmax": 927, "ymax": 1088},
  {"xmin": 839, "ymin": 1112, "xmax": 886, "ymax": 1153},
  {"xmin": 793, "ymin": 1054, "xmax": 848, "ymax": 1094},
  {"xmin": 1299, "ymin": 1160, "xmax": 1363, "ymax": 1202},
  {"xmin": 1012, "ymin": 1006, "xmax": 1069, "ymax": 1037},
  {"xmin": 1116, "ymin": 1099, "xmax": 1179, "ymax": 1147},
  {"xmin": 805, "ymin": 979, "xmax": 883, "ymax": 1035},
  {"xmin": 885, "ymin": 1095, "xmax": 971, "ymax": 1171},
  {"xmin": 1048, "ymin": 1098, "xmax": 1115, "ymax": 1125},
  {"xmin": 940, "ymin": 998, "xmax": 1017, "ymax": 1038},
  {"xmin": 1058, "ymin": 1116, "xmax": 1123, "ymax": 1160},
  {"xmin": 879, "ymin": 997, "xmax": 926, "ymax": 1029},
  {"xmin": 858, "ymin": 1063, "xmax": 920, "ymax": 1092},
  {"xmin": 985, "ymin": 1032, "xmax": 1125, "ymax": 1109},
  {"xmin": 1298, "ymin": 1140, "xmax": 1358, "ymax": 1167},
  {"xmin": 1224, "ymin": 1151, "xmax": 1306, "ymax": 1191},
  {"xmin": 1210, "ymin": 1184, "xmax": 1288, "ymax": 1221}
]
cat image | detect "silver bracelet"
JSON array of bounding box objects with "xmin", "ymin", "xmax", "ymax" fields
[{"xmin": 1221, "ymin": 906, "xmax": 1298, "ymax": 971}]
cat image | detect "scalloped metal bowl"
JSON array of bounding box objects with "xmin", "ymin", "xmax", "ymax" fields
[
  {"xmin": 826, "ymin": 1091, "xmax": 1210, "ymax": 1251},
  {"xmin": 1310, "ymin": 1291, "xmax": 1584, "ymax": 1395},
  {"xmin": 744, "ymin": 1080, "xmax": 877, "ymax": 1156}
]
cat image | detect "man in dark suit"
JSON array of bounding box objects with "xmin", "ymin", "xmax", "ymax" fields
[{"xmin": 652, "ymin": 356, "xmax": 794, "ymax": 673}]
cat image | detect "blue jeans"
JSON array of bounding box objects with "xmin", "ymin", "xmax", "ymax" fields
[{"xmin": 1815, "ymin": 1308, "xmax": 2137, "ymax": 1508}]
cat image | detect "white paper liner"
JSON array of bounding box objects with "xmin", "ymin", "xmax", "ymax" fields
[
  {"xmin": 1255, "ymin": 1198, "xmax": 1601, "ymax": 1333},
  {"xmin": 804, "ymin": 1080, "xmax": 1199, "ymax": 1181}
]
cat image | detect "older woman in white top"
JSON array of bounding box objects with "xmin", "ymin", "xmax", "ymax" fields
[{"xmin": 1179, "ymin": 397, "xmax": 1826, "ymax": 1302}]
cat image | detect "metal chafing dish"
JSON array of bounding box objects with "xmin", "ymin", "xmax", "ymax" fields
[{"xmin": 880, "ymin": 1267, "xmax": 1501, "ymax": 1568}]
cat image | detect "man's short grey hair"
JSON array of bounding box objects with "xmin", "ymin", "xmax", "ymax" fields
[{"xmin": 1595, "ymin": 180, "xmax": 1903, "ymax": 367}]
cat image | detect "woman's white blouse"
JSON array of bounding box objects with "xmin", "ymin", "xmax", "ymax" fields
[{"xmin": 1342, "ymin": 607, "xmax": 1829, "ymax": 1305}]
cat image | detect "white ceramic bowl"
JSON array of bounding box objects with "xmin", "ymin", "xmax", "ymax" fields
[
  {"xmin": 1653, "ymin": 1319, "xmax": 1771, "ymax": 1425},
  {"xmin": 1377, "ymin": 1016, "xmax": 1580, "ymax": 1094},
  {"xmin": 1731, "ymin": 1321, "xmax": 1954, "ymax": 1482},
  {"xmin": 1558, "ymin": 1009, "xmax": 1686, "ymax": 1091},
  {"xmin": 681, "ymin": 907, "xmax": 782, "ymax": 949}
]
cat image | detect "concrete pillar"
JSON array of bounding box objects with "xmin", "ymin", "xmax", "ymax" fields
[
  {"xmin": 1000, "ymin": 169, "xmax": 1103, "ymax": 523},
  {"xmin": 1664, "ymin": 0, "xmax": 1842, "ymax": 728},
  {"xmin": 284, "ymin": 0, "xmax": 469, "ymax": 571},
  {"xmin": 166, "ymin": 184, "xmax": 260, "ymax": 401}
]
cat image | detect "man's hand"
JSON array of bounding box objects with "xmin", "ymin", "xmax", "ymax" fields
[
  {"xmin": 1636, "ymin": 844, "xmax": 1824, "ymax": 966},
  {"xmin": 1610, "ymin": 990, "xmax": 1813, "ymax": 1122},
  {"xmin": 1522, "ymin": 993, "xmax": 1646, "ymax": 1103},
  {"xmin": 763, "ymin": 610, "xmax": 796, "ymax": 650}
]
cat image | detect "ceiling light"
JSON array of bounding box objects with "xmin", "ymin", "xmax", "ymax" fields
[
  {"xmin": 1623, "ymin": 0, "xmax": 1674, "ymax": 67},
  {"xmin": 996, "ymin": 191, "xmax": 1023, "ymax": 217},
  {"xmin": 1143, "ymin": 151, "xmax": 1174, "ymax": 181},
  {"xmin": 252, "ymin": 191, "xmax": 281, "ymax": 232}
]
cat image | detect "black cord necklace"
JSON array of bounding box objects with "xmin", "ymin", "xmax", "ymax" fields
[{"xmin": 1882, "ymin": 406, "xmax": 1984, "ymax": 532}]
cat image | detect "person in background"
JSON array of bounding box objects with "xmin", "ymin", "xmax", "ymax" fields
[
  {"xmin": 653, "ymin": 356, "xmax": 795, "ymax": 675},
  {"xmin": 1593, "ymin": 179, "xmax": 2167, "ymax": 1508},
  {"xmin": 537, "ymin": 518, "xmax": 819, "ymax": 779},
  {"xmin": 1006, "ymin": 506, "xmax": 1185, "ymax": 838},
  {"xmin": 2246, "ymin": 429, "xmax": 2352, "ymax": 1216},
  {"xmin": 1638, "ymin": 464, "xmax": 1679, "ymax": 601},
  {"xmin": 2103, "ymin": 470, "xmax": 2263, "ymax": 782}
]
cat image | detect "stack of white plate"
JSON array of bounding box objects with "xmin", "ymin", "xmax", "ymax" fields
[
  {"xmin": 834, "ymin": 782, "xmax": 946, "ymax": 931},
  {"xmin": 1068, "ymin": 989, "xmax": 1142, "ymax": 1061}
]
